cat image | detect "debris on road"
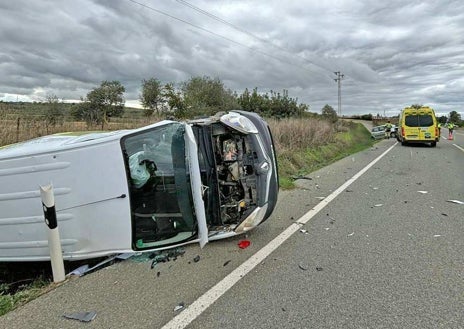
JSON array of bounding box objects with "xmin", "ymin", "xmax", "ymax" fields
[
  {"xmin": 447, "ymin": 200, "xmax": 464, "ymax": 205},
  {"xmin": 223, "ymin": 260, "xmax": 231, "ymax": 267},
  {"xmin": 238, "ymin": 240, "xmax": 251, "ymax": 249},
  {"xmin": 441, "ymin": 213, "xmax": 448, "ymax": 217},
  {"xmin": 174, "ymin": 303, "xmax": 185, "ymax": 312},
  {"xmin": 316, "ymin": 267, "xmax": 323, "ymax": 271},
  {"xmin": 193, "ymin": 255, "xmax": 201, "ymax": 263},
  {"xmin": 326, "ymin": 214, "xmax": 335, "ymax": 224},
  {"xmin": 433, "ymin": 235, "xmax": 442, "ymax": 238},
  {"xmin": 347, "ymin": 232, "xmax": 354, "ymax": 236},
  {"xmin": 299, "ymin": 229, "xmax": 309, "ymax": 234},
  {"xmin": 298, "ymin": 263, "xmax": 309, "ymax": 271},
  {"xmin": 417, "ymin": 191, "xmax": 428, "ymax": 194},
  {"xmin": 374, "ymin": 204, "xmax": 383, "ymax": 207},
  {"xmin": 149, "ymin": 248, "xmax": 186, "ymax": 269},
  {"xmin": 291, "ymin": 175, "xmax": 312, "ymax": 180},
  {"xmin": 67, "ymin": 252, "xmax": 136, "ymax": 277},
  {"xmin": 63, "ymin": 311, "xmax": 97, "ymax": 322}
]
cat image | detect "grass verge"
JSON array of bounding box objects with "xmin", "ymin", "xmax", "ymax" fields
[{"xmin": 276, "ymin": 120, "xmax": 374, "ymax": 188}]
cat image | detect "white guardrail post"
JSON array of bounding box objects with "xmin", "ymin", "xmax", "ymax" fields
[{"xmin": 40, "ymin": 184, "xmax": 65, "ymax": 283}]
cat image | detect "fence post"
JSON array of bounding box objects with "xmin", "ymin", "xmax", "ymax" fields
[
  {"xmin": 16, "ymin": 117, "xmax": 20, "ymax": 142},
  {"xmin": 40, "ymin": 184, "xmax": 65, "ymax": 283}
]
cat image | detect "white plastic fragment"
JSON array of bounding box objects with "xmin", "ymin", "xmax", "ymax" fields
[
  {"xmin": 433, "ymin": 235, "xmax": 442, "ymax": 238},
  {"xmin": 447, "ymin": 200, "xmax": 464, "ymax": 205},
  {"xmin": 374, "ymin": 204, "xmax": 383, "ymax": 207},
  {"xmin": 417, "ymin": 191, "xmax": 428, "ymax": 194},
  {"xmin": 315, "ymin": 197, "xmax": 325, "ymax": 200},
  {"xmin": 300, "ymin": 229, "xmax": 308, "ymax": 234},
  {"xmin": 347, "ymin": 232, "xmax": 354, "ymax": 236},
  {"xmin": 174, "ymin": 303, "xmax": 185, "ymax": 312}
]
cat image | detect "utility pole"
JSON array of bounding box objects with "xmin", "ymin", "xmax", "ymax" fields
[{"xmin": 334, "ymin": 71, "xmax": 344, "ymax": 117}]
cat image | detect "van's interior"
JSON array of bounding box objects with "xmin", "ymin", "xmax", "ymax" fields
[{"xmin": 121, "ymin": 123, "xmax": 197, "ymax": 250}]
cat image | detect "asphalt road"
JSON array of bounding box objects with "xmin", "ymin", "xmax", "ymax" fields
[{"xmin": 1, "ymin": 129, "xmax": 463, "ymax": 329}]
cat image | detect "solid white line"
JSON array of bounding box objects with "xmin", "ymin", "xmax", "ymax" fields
[
  {"xmin": 453, "ymin": 144, "xmax": 464, "ymax": 152},
  {"xmin": 161, "ymin": 142, "xmax": 398, "ymax": 329}
]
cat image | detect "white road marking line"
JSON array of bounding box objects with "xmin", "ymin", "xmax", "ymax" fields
[
  {"xmin": 161, "ymin": 142, "xmax": 398, "ymax": 329},
  {"xmin": 453, "ymin": 144, "xmax": 464, "ymax": 152}
]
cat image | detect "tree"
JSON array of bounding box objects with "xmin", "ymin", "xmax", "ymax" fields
[
  {"xmin": 163, "ymin": 82, "xmax": 186, "ymax": 118},
  {"xmin": 73, "ymin": 81, "xmax": 125, "ymax": 127},
  {"xmin": 321, "ymin": 104, "xmax": 338, "ymax": 122},
  {"xmin": 44, "ymin": 94, "xmax": 65, "ymax": 130},
  {"xmin": 181, "ymin": 76, "xmax": 238, "ymax": 117},
  {"xmin": 438, "ymin": 115, "xmax": 448, "ymax": 124},
  {"xmin": 140, "ymin": 78, "xmax": 163, "ymax": 117},
  {"xmin": 238, "ymin": 87, "xmax": 306, "ymax": 118},
  {"xmin": 449, "ymin": 110, "xmax": 461, "ymax": 124}
]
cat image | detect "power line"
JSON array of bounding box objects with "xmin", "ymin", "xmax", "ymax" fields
[
  {"xmin": 175, "ymin": 0, "xmax": 333, "ymax": 78},
  {"xmin": 127, "ymin": 0, "xmax": 329, "ymax": 78}
]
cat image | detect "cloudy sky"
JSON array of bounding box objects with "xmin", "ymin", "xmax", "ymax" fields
[{"xmin": 1, "ymin": 0, "xmax": 463, "ymax": 117}]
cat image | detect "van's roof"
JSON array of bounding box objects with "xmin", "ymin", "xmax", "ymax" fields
[{"xmin": 402, "ymin": 106, "xmax": 435, "ymax": 112}]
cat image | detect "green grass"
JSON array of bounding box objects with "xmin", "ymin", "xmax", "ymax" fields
[
  {"xmin": 0, "ymin": 278, "xmax": 51, "ymax": 316},
  {"xmin": 277, "ymin": 121, "xmax": 374, "ymax": 188}
]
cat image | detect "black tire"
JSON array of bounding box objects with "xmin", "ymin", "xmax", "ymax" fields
[
  {"xmin": 401, "ymin": 141, "xmax": 406, "ymax": 146},
  {"xmin": 431, "ymin": 142, "xmax": 437, "ymax": 147}
]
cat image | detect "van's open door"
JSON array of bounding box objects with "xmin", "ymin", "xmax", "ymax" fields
[{"xmin": 185, "ymin": 124, "xmax": 208, "ymax": 248}]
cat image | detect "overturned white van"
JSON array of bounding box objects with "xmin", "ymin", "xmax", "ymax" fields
[{"xmin": 0, "ymin": 111, "xmax": 278, "ymax": 262}]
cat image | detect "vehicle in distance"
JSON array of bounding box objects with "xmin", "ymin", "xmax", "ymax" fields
[
  {"xmin": 0, "ymin": 110, "xmax": 279, "ymax": 262},
  {"xmin": 397, "ymin": 106, "xmax": 439, "ymax": 147},
  {"xmin": 389, "ymin": 124, "xmax": 397, "ymax": 138},
  {"xmin": 370, "ymin": 125, "xmax": 386, "ymax": 140}
]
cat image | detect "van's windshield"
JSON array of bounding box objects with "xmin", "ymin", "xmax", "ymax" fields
[
  {"xmin": 405, "ymin": 114, "xmax": 433, "ymax": 127},
  {"xmin": 121, "ymin": 123, "xmax": 197, "ymax": 249}
]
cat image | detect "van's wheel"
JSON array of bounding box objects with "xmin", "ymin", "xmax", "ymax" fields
[{"xmin": 431, "ymin": 142, "xmax": 437, "ymax": 147}]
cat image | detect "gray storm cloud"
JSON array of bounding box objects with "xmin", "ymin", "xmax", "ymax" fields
[{"xmin": 0, "ymin": 0, "xmax": 463, "ymax": 116}]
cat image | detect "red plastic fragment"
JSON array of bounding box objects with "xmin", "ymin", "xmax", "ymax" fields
[{"xmin": 238, "ymin": 240, "xmax": 251, "ymax": 249}]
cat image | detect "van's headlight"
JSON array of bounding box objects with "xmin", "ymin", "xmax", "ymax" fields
[
  {"xmin": 234, "ymin": 204, "xmax": 268, "ymax": 234},
  {"xmin": 220, "ymin": 112, "xmax": 258, "ymax": 134}
]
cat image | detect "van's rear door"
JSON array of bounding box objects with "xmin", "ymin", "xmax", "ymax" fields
[{"xmin": 416, "ymin": 112, "xmax": 434, "ymax": 140}]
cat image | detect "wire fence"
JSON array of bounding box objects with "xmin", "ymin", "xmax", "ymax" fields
[{"xmin": 0, "ymin": 114, "xmax": 160, "ymax": 147}]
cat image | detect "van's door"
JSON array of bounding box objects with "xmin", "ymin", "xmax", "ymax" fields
[
  {"xmin": 416, "ymin": 112, "xmax": 435, "ymax": 141},
  {"xmin": 404, "ymin": 114, "xmax": 420, "ymax": 141},
  {"xmin": 184, "ymin": 124, "xmax": 208, "ymax": 248}
]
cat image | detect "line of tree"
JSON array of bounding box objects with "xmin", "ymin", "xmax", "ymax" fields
[
  {"xmin": 70, "ymin": 76, "xmax": 314, "ymax": 126},
  {"xmin": 41, "ymin": 78, "xmax": 463, "ymax": 127}
]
